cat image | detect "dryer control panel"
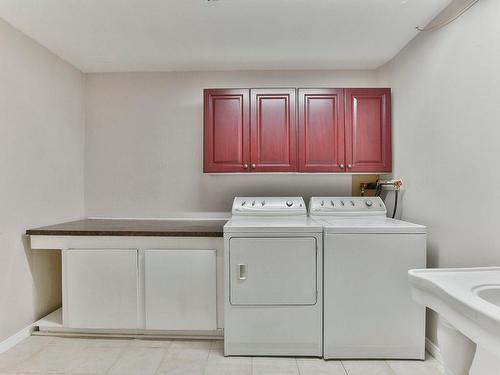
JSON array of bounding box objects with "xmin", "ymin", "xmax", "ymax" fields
[
  {"xmin": 232, "ymin": 197, "xmax": 306, "ymax": 216},
  {"xmin": 309, "ymin": 197, "xmax": 386, "ymax": 217}
]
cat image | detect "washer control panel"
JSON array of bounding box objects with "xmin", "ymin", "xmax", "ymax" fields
[
  {"xmin": 309, "ymin": 197, "xmax": 386, "ymax": 216},
  {"xmin": 232, "ymin": 197, "xmax": 306, "ymax": 216}
]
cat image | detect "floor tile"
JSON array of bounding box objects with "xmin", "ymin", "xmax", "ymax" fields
[
  {"xmin": 68, "ymin": 346, "xmax": 122, "ymax": 374},
  {"xmin": 211, "ymin": 340, "xmax": 224, "ymax": 349},
  {"xmin": 341, "ymin": 360, "xmax": 395, "ymax": 375},
  {"xmin": 155, "ymin": 358, "xmax": 207, "ymax": 375},
  {"xmin": 205, "ymin": 362, "xmax": 252, "ymax": 375},
  {"xmin": 0, "ymin": 335, "xmax": 54, "ymax": 368},
  {"xmin": 424, "ymin": 353, "xmax": 444, "ymax": 373},
  {"xmin": 166, "ymin": 340, "xmax": 211, "ymax": 361},
  {"xmin": 252, "ymin": 358, "xmax": 299, "ymax": 375},
  {"xmin": 387, "ymin": 360, "xmax": 443, "ymax": 375},
  {"xmin": 0, "ymin": 336, "xmax": 57, "ymax": 371},
  {"xmin": 108, "ymin": 347, "xmax": 165, "ymax": 375},
  {"xmin": 50, "ymin": 336, "xmax": 132, "ymax": 349},
  {"xmin": 8, "ymin": 336, "xmax": 55, "ymax": 353},
  {"xmin": 0, "ymin": 356, "xmax": 20, "ymax": 372},
  {"xmin": 16, "ymin": 344, "xmax": 82, "ymax": 373},
  {"xmin": 131, "ymin": 338, "xmax": 172, "ymax": 348},
  {"xmin": 208, "ymin": 346, "xmax": 252, "ymax": 365},
  {"xmin": 1, "ymin": 336, "xmax": 446, "ymax": 375},
  {"xmin": 297, "ymin": 358, "xmax": 347, "ymax": 375},
  {"xmin": 0, "ymin": 353, "xmax": 27, "ymax": 371}
]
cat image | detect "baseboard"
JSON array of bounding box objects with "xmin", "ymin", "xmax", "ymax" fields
[
  {"xmin": 426, "ymin": 337, "xmax": 443, "ymax": 364},
  {"xmin": 0, "ymin": 323, "xmax": 35, "ymax": 354}
]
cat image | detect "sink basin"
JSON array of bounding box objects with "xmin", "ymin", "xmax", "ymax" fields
[
  {"xmin": 474, "ymin": 284, "xmax": 500, "ymax": 307},
  {"xmin": 408, "ymin": 267, "xmax": 500, "ymax": 375}
]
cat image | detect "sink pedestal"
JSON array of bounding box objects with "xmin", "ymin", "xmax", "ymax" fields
[{"xmin": 438, "ymin": 319, "xmax": 477, "ymax": 375}]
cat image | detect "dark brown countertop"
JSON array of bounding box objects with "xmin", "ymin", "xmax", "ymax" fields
[{"xmin": 26, "ymin": 218, "xmax": 227, "ymax": 237}]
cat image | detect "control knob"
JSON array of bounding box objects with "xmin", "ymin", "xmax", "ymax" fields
[
  {"xmin": 365, "ymin": 199, "xmax": 373, "ymax": 207},
  {"xmin": 286, "ymin": 200, "xmax": 293, "ymax": 207}
]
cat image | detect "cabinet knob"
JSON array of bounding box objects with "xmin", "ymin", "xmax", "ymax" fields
[
  {"xmin": 339, "ymin": 164, "xmax": 345, "ymax": 168},
  {"xmin": 251, "ymin": 164, "xmax": 256, "ymax": 169},
  {"xmin": 347, "ymin": 164, "xmax": 352, "ymax": 169},
  {"xmin": 243, "ymin": 164, "xmax": 249, "ymax": 169}
]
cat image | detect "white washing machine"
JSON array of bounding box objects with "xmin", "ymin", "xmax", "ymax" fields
[
  {"xmin": 309, "ymin": 197, "xmax": 426, "ymax": 360},
  {"xmin": 224, "ymin": 197, "xmax": 323, "ymax": 357}
]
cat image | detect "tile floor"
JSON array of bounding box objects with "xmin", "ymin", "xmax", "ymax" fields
[{"xmin": 0, "ymin": 336, "xmax": 444, "ymax": 375}]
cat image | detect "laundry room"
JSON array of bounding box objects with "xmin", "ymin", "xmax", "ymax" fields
[{"xmin": 1, "ymin": 1, "xmax": 499, "ymax": 374}]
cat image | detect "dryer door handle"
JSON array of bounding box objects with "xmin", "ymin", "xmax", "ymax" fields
[{"xmin": 238, "ymin": 264, "xmax": 247, "ymax": 280}]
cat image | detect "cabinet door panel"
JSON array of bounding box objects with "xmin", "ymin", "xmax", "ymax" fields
[
  {"xmin": 345, "ymin": 88, "xmax": 392, "ymax": 172},
  {"xmin": 298, "ymin": 89, "xmax": 345, "ymax": 172},
  {"xmin": 250, "ymin": 89, "xmax": 297, "ymax": 172},
  {"xmin": 65, "ymin": 249, "xmax": 138, "ymax": 329},
  {"xmin": 204, "ymin": 89, "xmax": 250, "ymax": 172},
  {"xmin": 145, "ymin": 249, "xmax": 217, "ymax": 330}
]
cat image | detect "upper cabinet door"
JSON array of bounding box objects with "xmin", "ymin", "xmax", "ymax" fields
[
  {"xmin": 204, "ymin": 89, "xmax": 250, "ymax": 173},
  {"xmin": 250, "ymin": 89, "xmax": 297, "ymax": 172},
  {"xmin": 345, "ymin": 88, "xmax": 392, "ymax": 173},
  {"xmin": 298, "ymin": 89, "xmax": 345, "ymax": 172}
]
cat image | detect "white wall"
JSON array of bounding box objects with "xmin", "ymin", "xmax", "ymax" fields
[
  {"xmin": 85, "ymin": 70, "xmax": 383, "ymax": 217},
  {"xmin": 378, "ymin": 0, "xmax": 500, "ymax": 353},
  {"xmin": 0, "ymin": 19, "xmax": 85, "ymax": 342}
]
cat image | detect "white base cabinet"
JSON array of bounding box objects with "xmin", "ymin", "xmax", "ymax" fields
[
  {"xmin": 144, "ymin": 249, "xmax": 217, "ymax": 330},
  {"xmin": 30, "ymin": 236, "xmax": 223, "ymax": 335},
  {"xmin": 64, "ymin": 249, "xmax": 139, "ymax": 329}
]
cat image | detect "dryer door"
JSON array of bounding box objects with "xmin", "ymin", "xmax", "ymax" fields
[{"xmin": 229, "ymin": 237, "xmax": 317, "ymax": 305}]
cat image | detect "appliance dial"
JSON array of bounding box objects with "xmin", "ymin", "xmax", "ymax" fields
[
  {"xmin": 365, "ymin": 199, "xmax": 373, "ymax": 207},
  {"xmin": 286, "ymin": 200, "xmax": 293, "ymax": 207}
]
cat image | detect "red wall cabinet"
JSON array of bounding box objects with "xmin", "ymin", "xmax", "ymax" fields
[
  {"xmin": 345, "ymin": 88, "xmax": 392, "ymax": 173},
  {"xmin": 204, "ymin": 87, "xmax": 391, "ymax": 173},
  {"xmin": 203, "ymin": 89, "xmax": 250, "ymax": 173},
  {"xmin": 204, "ymin": 88, "xmax": 297, "ymax": 173},
  {"xmin": 298, "ymin": 89, "xmax": 345, "ymax": 172},
  {"xmin": 250, "ymin": 89, "xmax": 297, "ymax": 172}
]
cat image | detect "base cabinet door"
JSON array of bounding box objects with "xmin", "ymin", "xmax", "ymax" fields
[
  {"xmin": 144, "ymin": 249, "xmax": 217, "ymax": 330},
  {"xmin": 64, "ymin": 249, "xmax": 139, "ymax": 329}
]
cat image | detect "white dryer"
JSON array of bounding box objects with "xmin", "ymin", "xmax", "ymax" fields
[
  {"xmin": 224, "ymin": 197, "xmax": 323, "ymax": 357},
  {"xmin": 309, "ymin": 197, "xmax": 426, "ymax": 360}
]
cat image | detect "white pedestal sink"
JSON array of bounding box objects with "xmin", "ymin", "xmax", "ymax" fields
[
  {"xmin": 408, "ymin": 267, "xmax": 500, "ymax": 375},
  {"xmin": 474, "ymin": 285, "xmax": 500, "ymax": 307}
]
